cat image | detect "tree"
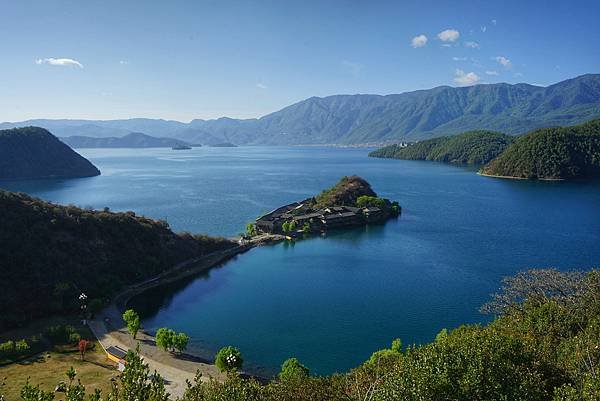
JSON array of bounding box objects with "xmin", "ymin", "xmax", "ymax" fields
[
  {"xmin": 279, "ymin": 357, "xmax": 309, "ymax": 382},
  {"xmin": 88, "ymin": 298, "xmax": 103, "ymax": 319},
  {"xmin": 173, "ymin": 332, "xmax": 189, "ymax": 353},
  {"xmin": 122, "ymin": 309, "xmax": 141, "ymax": 339},
  {"xmin": 245, "ymin": 223, "xmax": 257, "ymax": 237},
  {"xmin": 215, "ymin": 346, "xmax": 243, "ymax": 373},
  {"xmin": 110, "ymin": 346, "xmax": 169, "ymax": 401},
  {"xmin": 78, "ymin": 339, "xmax": 89, "ymax": 361},
  {"xmin": 155, "ymin": 328, "xmax": 175, "ymax": 352}
]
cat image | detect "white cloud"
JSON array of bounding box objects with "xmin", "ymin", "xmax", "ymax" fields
[
  {"xmin": 256, "ymin": 83, "xmax": 267, "ymax": 89},
  {"xmin": 494, "ymin": 56, "xmax": 512, "ymax": 67},
  {"xmin": 119, "ymin": 60, "xmax": 128, "ymax": 65},
  {"xmin": 452, "ymin": 57, "xmax": 468, "ymax": 61},
  {"xmin": 454, "ymin": 69, "xmax": 480, "ymax": 86},
  {"xmin": 441, "ymin": 44, "xmax": 452, "ymax": 48},
  {"xmin": 437, "ymin": 29, "xmax": 460, "ymax": 42},
  {"xmin": 35, "ymin": 58, "xmax": 83, "ymax": 68},
  {"xmin": 481, "ymin": 26, "xmax": 487, "ymax": 33},
  {"xmin": 411, "ymin": 34, "xmax": 428, "ymax": 48},
  {"xmin": 492, "ymin": 19, "xmax": 497, "ymax": 25},
  {"xmin": 464, "ymin": 41, "xmax": 480, "ymax": 49},
  {"xmin": 485, "ymin": 70, "xmax": 499, "ymax": 76},
  {"xmin": 341, "ymin": 60, "xmax": 363, "ymax": 77}
]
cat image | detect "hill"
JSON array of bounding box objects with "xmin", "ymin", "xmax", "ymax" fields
[
  {"xmin": 2, "ymin": 74, "xmax": 600, "ymax": 144},
  {"xmin": 0, "ymin": 127, "xmax": 100, "ymax": 180},
  {"xmin": 481, "ymin": 119, "xmax": 600, "ymax": 180},
  {"xmin": 60, "ymin": 132, "xmax": 193, "ymax": 148},
  {"xmin": 369, "ymin": 130, "xmax": 514, "ymax": 165},
  {"xmin": 0, "ymin": 190, "xmax": 235, "ymax": 329}
]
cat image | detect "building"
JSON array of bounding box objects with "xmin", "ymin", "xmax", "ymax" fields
[{"xmin": 106, "ymin": 345, "xmax": 128, "ymax": 371}]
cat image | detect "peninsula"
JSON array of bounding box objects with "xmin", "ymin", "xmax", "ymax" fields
[
  {"xmin": 249, "ymin": 176, "xmax": 400, "ymax": 237},
  {"xmin": 0, "ymin": 126, "xmax": 100, "ymax": 180}
]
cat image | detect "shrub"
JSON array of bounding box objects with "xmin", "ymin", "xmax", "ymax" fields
[
  {"xmin": 215, "ymin": 346, "xmax": 243, "ymax": 373},
  {"xmin": 279, "ymin": 357, "xmax": 309, "ymax": 382},
  {"xmin": 15, "ymin": 339, "xmax": 30, "ymax": 353}
]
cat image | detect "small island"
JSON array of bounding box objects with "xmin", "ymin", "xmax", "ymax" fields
[
  {"xmin": 209, "ymin": 142, "xmax": 237, "ymax": 147},
  {"xmin": 248, "ymin": 176, "xmax": 400, "ymax": 237},
  {"xmin": 172, "ymin": 144, "xmax": 192, "ymax": 150}
]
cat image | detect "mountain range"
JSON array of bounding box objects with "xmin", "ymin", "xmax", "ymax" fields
[
  {"xmin": 2, "ymin": 74, "xmax": 599, "ymax": 145},
  {"xmin": 60, "ymin": 132, "xmax": 193, "ymax": 148}
]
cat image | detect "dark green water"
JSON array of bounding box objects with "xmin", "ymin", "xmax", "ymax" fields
[{"xmin": 2, "ymin": 146, "xmax": 599, "ymax": 376}]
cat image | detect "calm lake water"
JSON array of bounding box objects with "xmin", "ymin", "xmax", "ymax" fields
[{"xmin": 2, "ymin": 146, "xmax": 600, "ymax": 375}]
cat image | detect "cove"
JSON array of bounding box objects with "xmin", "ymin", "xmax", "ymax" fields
[{"xmin": 2, "ymin": 146, "xmax": 599, "ymax": 375}]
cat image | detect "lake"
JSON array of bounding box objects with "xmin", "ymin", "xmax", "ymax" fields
[{"xmin": 2, "ymin": 146, "xmax": 599, "ymax": 376}]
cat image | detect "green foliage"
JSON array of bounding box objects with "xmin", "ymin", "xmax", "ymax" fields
[
  {"xmin": 15, "ymin": 339, "xmax": 30, "ymax": 353},
  {"xmin": 314, "ymin": 176, "xmax": 377, "ymax": 208},
  {"xmin": 281, "ymin": 220, "xmax": 297, "ymax": 234},
  {"xmin": 482, "ymin": 119, "xmax": 600, "ymax": 179},
  {"xmin": 87, "ymin": 298, "xmax": 103, "ymax": 317},
  {"xmin": 122, "ymin": 309, "xmax": 141, "ymax": 339},
  {"xmin": 0, "ymin": 190, "xmax": 236, "ymax": 330},
  {"xmin": 173, "ymin": 332, "xmax": 190, "ymax": 353},
  {"xmin": 156, "ymin": 328, "xmax": 189, "ymax": 353},
  {"xmin": 279, "ymin": 358, "xmax": 310, "ymax": 382},
  {"xmin": 356, "ymin": 195, "xmax": 386, "ymax": 208},
  {"xmin": 369, "ymin": 130, "xmax": 514, "ymax": 164},
  {"xmin": 246, "ymin": 223, "xmax": 257, "ymax": 237},
  {"xmin": 215, "ymin": 346, "xmax": 243, "ymax": 372},
  {"xmin": 155, "ymin": 328, "xmax": 175, "ymax": 351},
  {"xmin": 20, "ymin": 380, "xmax": 55, "ymax": 401},
  {"xmin": 44, "ymin": 325, "xmax": 81, "ymax": 344}
]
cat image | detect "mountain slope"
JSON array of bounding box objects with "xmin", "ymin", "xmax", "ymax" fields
[
  {"xmin": 0, "ymin": 127, "xmax": 100, "ymax": 180},
  {"xmin": 481, "ymin": 119, "xmax": 600, "ymax": 180},
  {"xmin": 61, "ymin": 132, "xmax": 192, "ymax": 148},
  {"xmin": 2, "ymin": 74, "xmax": 600, "ymax": 144},
  {"xmin": 0, "ymin": 190, "xmax": 235, "ymax": 329},
  {"xmin": 369, "ymin": 131, "xmax": 515, "ymax": 165}
]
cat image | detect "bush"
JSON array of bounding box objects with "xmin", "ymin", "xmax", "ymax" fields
[
  {"xmin": 215, "ymin": 346, "xmax": 243, "ymax": 373},
  {"xmin": 15, "ymin": 339, "xmax": 30, "ymax": 353},
  {"xmin": 44, "ymin": 325, "xmax": 80, "ymax": 344},
  {"xmin": 0, "ymin": 341, "xmax": 15, "ymax": 357},
  {"xmin": 279, "ymin": 358, "xmax": 309, "ymax": 382}
]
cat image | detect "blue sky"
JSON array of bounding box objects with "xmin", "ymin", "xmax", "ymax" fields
[{"xmin": 1, "ymin": 0, "xmax": 599, "ymax": 122}]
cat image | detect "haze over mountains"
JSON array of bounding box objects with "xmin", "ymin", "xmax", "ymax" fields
[{"xmin": 2, "ymin": 74, "xmax": 599, "ymax": 145}]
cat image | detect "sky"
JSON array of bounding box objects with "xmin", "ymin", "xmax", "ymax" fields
[{"xmin": 1, "ymin": 0, "xmax": 599, "ymax": 122}]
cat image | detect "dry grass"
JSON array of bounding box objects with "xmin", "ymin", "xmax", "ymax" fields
[{"xmin": 0, "ymin": 317, "xmax": 118, "ymax": 400}]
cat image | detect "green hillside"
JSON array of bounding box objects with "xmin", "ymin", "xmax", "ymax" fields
[
  {"xmin": 482, "ymin": 119, "xmax": 600, "ymax": 179},
  {"xmin": 0, "ymin": 190, "xmax": 234, "ymax": 330},
  {"xmin": 369, "ymin": 130, "xmax": 514, "ymax": 165},
  {"xmin": 0, "ymin": 127, "xmax": 100, "ymax": 180}
]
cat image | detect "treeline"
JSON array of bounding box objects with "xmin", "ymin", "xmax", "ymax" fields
[
  {"xmin": 482, "ymin": 119, "xmax": 600, "ymax": 179},
  {"xmin": 6, "ymin": 268, "xmax": 598, "ymax": 401},
  {"xmin": 0, "ymin": 190, "xmax": 235, "ymax": 330},
  {"xmin": 369, "ymin": 130, "xmax": 514, "ymax": 165},
  {"xmin": 370, "ymin": 119, "xmax": 600, "ymax": 180}
]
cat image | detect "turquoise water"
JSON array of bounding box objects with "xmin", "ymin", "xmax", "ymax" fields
[{"xmin": 2, "ymin": 146, "xmax": 600, "ymax": 376}]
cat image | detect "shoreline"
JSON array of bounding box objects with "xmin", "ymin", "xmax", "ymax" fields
[
  {"xmin": 89, "ymin": 235, "xmax": 284, "ymax": 397},
  {"xmin": 477, "ymin": 171, "xmax": 565, "ymax": 181}
]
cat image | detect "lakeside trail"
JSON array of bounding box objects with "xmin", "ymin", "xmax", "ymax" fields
[
  {"xmin": 88, "ymin": 235, "xmax": 285, "ymax": 398},
  {"xmin": 477, "ymin": 172, "xmax": 565, "ymax": 181}
]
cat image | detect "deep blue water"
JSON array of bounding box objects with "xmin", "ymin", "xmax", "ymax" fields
[{"xmin": 2, "ymin": 146, "xmax": 599, "ymax": 376}]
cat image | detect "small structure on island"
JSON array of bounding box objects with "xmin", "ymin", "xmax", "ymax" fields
[
  {"xmin": 106, "ymin": 345, "xmax": 128, "ymax": 371},
  {"xmin": 253, "ymin": 176, "xmax": 401, "ymax": 236}
]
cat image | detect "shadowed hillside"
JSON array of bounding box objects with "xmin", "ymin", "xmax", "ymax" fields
[
  {"xmin": 0, "ymin": 190, "xmax": 235, "ymax": 329},
  {"xmin": 0, "ymin": 127, "xmax": 100, "ymax": 180}
]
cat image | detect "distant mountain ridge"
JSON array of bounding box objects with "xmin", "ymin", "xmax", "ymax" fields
[
  {"xmin": 2, "ymin": 74, "xmax": 599, "ymax": 145},
  {"xmin": 0, "ymin": 127, "xmax": 100, "ymax": 180},
  {"xmin": 60, "ymin": 132, "xmax": 192, "ymax": 148}
]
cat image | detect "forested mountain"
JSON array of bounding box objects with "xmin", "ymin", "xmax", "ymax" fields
[
  {"xmin": 61, "ymin": 132, "xmax": 193, "ymax": 148},
  {"xmin": 2, "ymin": 74, "xmax": 599, "ymax": 145},
  {"xmin": 369, "ymin": 131, "xmax": 514, "ymax": 165},
  {"xmin": 482, "ymin": 119, "xmax": 600, "ymax": 180},
  {"xmin": 0, "ymin": 190, "xmax": 234, "ymax": 329},
  {"xmin": 0, "ymin": 127, "xmax": 100, "ymax": 180}
]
